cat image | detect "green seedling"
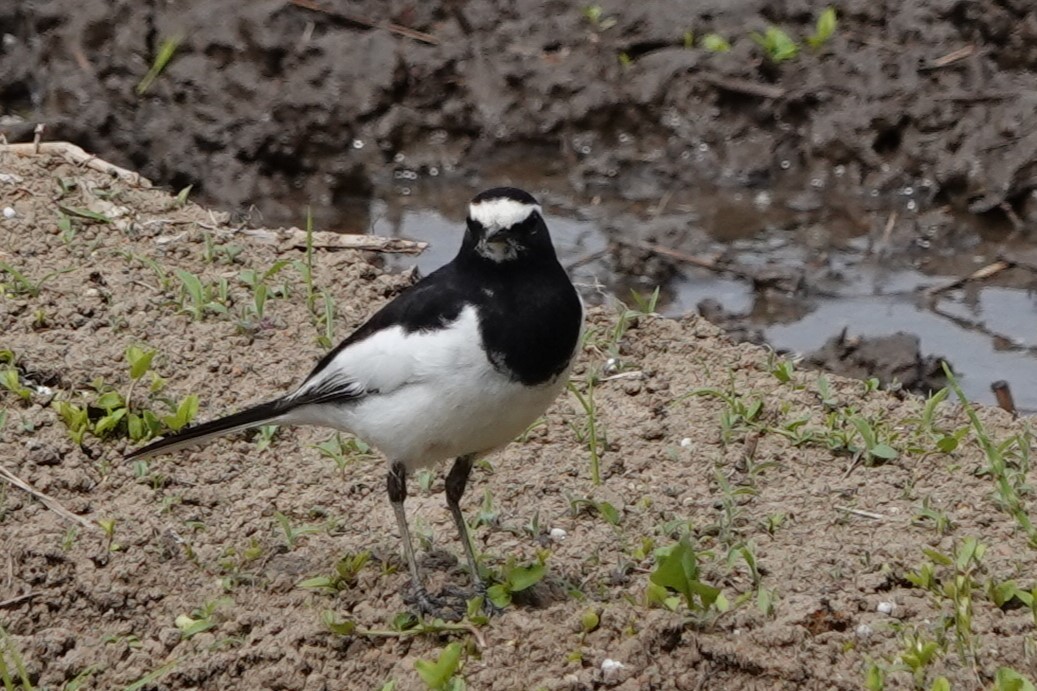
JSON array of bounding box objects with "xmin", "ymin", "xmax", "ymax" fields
[
  {"xmin": 296, "ymin": 207, "xmax": 317, "ymax": 313},
  {"xmin": 415, "ymin": 642, "xmax": 464, "ymax": 691},
  {"xmin": 770, "ymin": 358, "xmax": 795, "ymax": 384},
  {"xmin": 314, "ymin": 432, "xmax": 373, "ymax": 472},
  {"xmin": 0, "ymin": 366, "xmax": 32, "ymax": 403},
  {"xmin": 137, "ymin": 34, "xmax": 182, "ymax": 94},
  {"xmin": 863, "ymin": 661, "xmax": 885, "ymax": 691},
  {"xmin": 56, "ymin": 211, "xmax": 77, "ymax": 245},
  {"xmin": 57, "ymin": 205, "xmax": 111, "ymax": 224},
  {"xmin": 255, "ymin": 424, "xmax": 279, "ymax": 451},
  {"xmin": 175, "ymin": 597, "xmax": 229, "ymax": 639},
  {"xmin": 806, "ymin": 7, "xmax": 837, "ymax": 49},
  {"xmin": 98, "ymin": 518, "xmax": 120, "ymax": 552},
  {"xmin": 647, "ymin": 535, "xmax": 726, "ymax": 616},
  {"xmin": 316, "ymin": 291, "xmax": 337, "ymax": 349},
  {"xmin": 238, "ymin": 259, "xmax": 291, "ymax": 321},
  {"xmin": 993, "ymin": 668, "xmax": 1037, "ymax": 691},
  {"xmin": 568, "ymin": 377, "xmax": 604, "ymax": 485},
  {"xmin": 702, "ymin": 33, "xmax": 731, "ymax": 52},
  {"xmin": 944, "ymin": 364, "xmax": 1037, "ymax": 546},
  {"xmin": 0, "ymin": 262, "xmax": 72, "ymax": 297},
  {"xmin": 175, "ymin": 269, "xmax": 228, "ymax": 320},
  {"xmin": 52, "ymin": 345, "xmax": 197, "ymax": 444},
  {"xmin": 486, "ymin": 557, "xmax": 547, "ymax": 608},
  {"xmin": 274, "ymin": 511, "xmax": 323, "ymax": 549},
  {"xmin": 898, "ymin": 631, "xmax": 943, "ymax": 689},
  {"xmin": 298, "ymin": 552, "xmax": 371, "ymax": 592},
  {"xmin": 752, "ymin": 26, "xmax": 798, "ymax": 62},
  {"xmin": 905, "ymin": 538, "xmax": 987, "ymax": 666},
  {"xmin": 912, "ymin": 498, "xmax": 953, "ymax": 535},
  {"xmin": 849, "ymin": 415, "xmax": 898, "ymax": 463},
  {"xmin": 816, "ymin": 374, "xmax": 838, "ymax": 409},
  {"xmin": 568, "ymin": 496, "xmax": 622, "ymax": 526},
  {"xmin": 201, "ymin": 234, "xmax": 243, "ymax": 265},
  {"xmin": 583, "ymin": 5, "xmax": 616, "ymax": 31},
  {"xmin": 474, "ymin": 489, "xmax": 498, "ymax": 528},
  {"xmin": 174, "ymin": 185, "xmax": 193, "ymax": 208}
]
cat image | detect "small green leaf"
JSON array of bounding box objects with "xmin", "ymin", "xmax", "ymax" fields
[
  {"xmin": 58, "ymin": 205, "xmax": 112, "ymax": 223},
  {"xmin": 93, "ymin": 407, "xmax": 127, "ymax": 436},
  {"xmin": 320, "ymin": 610, "xmax": 357, "ymax": 636},
  {"xmin": 127, "ymin": 346, "xmax": 156, "ymax": 380},
  {"xmin": 807, "ymin": 7, "xmax": 837, "ymax": 49},
  {"xmin": 507, "ymin": 562, "xmax": 545, "ymax": 592},
  {"xmin": 595, "ymin": 500, "xmax": 622, "ymax": 525},
  {"xmin": 702, "ymin": 33, "xmax": 730, "ymax": 52},
  {"xmin": 95, "ymin": 390, "xmax": 125, "ymax": 410},
  {"xmin": 298, "ymin": 576, "xmax": 335, "ymax": 590},
  {"xmin": 995, "ymin": 667, "xmax": 1037, "ymax": 691},
  {"xmin": 869, "ymin": 444, "xmax": 898, "ymax": 461},
  {"xmin": 414, "ymin": 642, "xmax": 463, "ymax": 689},
  {"xmin": 486, "ymin": 584, "xmax": 512, "ymax": 609}
]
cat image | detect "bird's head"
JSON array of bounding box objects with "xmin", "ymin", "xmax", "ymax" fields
[{"xmin": 464, "ymin": 187, "xmax": 553, "ymax": 263}]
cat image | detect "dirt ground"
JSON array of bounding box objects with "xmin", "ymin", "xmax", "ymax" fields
[{"xmin": 2, "ymin": 150, "xmax": 1037, "ymax": 689}]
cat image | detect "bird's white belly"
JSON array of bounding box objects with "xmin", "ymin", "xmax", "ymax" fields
[{"xmin": 341, "ymin": 369, "xmax": 567, "ymax": 470}]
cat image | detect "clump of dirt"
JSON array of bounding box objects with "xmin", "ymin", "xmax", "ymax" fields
[
  {"xmin": 2, "ymin": 151, "xmax": 1036, "ymax": 690},
  {"xmin": 804, "ymin": 329, "xmax": 949, "ymax": 394},
  {"xmin": 4, "ymin": 0, "xmax": 1037, "ymax": 225}
]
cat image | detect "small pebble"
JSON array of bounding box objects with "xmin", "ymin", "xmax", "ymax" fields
[
  {"xmin": 680, "ymin": 437, "xmax": 693, "ymax": 448},
  {"xmin": 856, "ymin": 623, "xmax": 873, "ymax": 638},
  {"xmin": 549, "ymin": 527, "xmax": 567, "ymax": 542},
  {"xmin": 3, "ymin": 206, "xmax": 15, "ymax": 219},
  {"xmin": 877, "ymin": 601, "xmax": 895, "ymax": 615},
  {"xmin": 601, "ymin": 659, "xmax": 625, "ymax": 681}
]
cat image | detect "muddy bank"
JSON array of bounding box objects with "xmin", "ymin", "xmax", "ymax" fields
[{"xmin": 4, "ymin": 0, "xmax": 1037, "ymax": 226}]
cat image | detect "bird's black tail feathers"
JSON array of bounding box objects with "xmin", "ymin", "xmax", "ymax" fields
[{"xmin": 125, "ymin": 397, "xmax": 290, "ymax": 460}]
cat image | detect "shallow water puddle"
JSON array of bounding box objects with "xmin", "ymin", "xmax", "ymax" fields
[{"xmin": 315, "ymin": 190, "xmax": 1037, "ymax": 412}]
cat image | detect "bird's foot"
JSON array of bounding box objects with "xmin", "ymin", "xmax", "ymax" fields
[
  {"xmin": 440, "ymin": 581, "xmax": 504, "ymax": 617},
  {"xmin": 403, "ymin": 581, "xmax": 505, "ymax": 620},
  {"xmin": 403, "ymin": 585, "xmax": 468, "ymax": 621}
]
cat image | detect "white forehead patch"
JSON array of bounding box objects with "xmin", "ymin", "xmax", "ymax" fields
[{"xmin": 468, "ymin": 198, "xmax": 540, "ymax": 231}]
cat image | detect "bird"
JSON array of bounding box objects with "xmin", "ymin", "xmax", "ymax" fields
[{"xmin": 126, "ymin": 186, "xmax": 584, "ymax": 613}]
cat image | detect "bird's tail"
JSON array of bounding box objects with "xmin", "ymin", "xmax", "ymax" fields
[{"xmin": 125, "ymin": 397, "xmax": 290, "ymax": 460}]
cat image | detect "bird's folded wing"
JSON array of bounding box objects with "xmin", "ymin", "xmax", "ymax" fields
[{"xmin": 288, "ymin": 318, "xmax": 469, "ymax": 407}]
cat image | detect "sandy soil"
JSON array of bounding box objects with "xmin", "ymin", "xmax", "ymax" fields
[{"xmin": 2, "ymin": 151, "xmax": 1036, "ymax": 690}]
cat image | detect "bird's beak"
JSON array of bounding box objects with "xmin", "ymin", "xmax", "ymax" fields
[{"xmin": 483, "ymin": 227, "xmax": 508, "ymax": 242}]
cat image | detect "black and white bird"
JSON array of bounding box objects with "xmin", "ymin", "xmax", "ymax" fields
[{"xmin": 127, "ymin": 187, "xmax": 584, "ymax": 612}]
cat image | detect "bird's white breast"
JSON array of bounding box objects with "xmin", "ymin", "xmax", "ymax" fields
[{"xmin": 287, "ymin": 305, "xmax": 573, "ymax": 470}]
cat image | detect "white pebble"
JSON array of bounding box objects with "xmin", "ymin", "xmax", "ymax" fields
[
  {"xmin": 877, "ymin": 601, "xmax": 895, "ymax": 615},
  {"xmin": 601, "ymin": 659, "xmax": 625, "ymax": 681},
  {"xmin": 680, "ymin": 437, "xmax": 693, "ymax": 448},
  {"xmin": 549, "ymin": 527, "xmax": 567, "ymax": 542},
  {"xmin": 856, "ymin": 623, "xmax": 873, "ymax": 638},
  {"xmin": 2, "ymin": 206, "xmax": 15, "ymax": 219}
]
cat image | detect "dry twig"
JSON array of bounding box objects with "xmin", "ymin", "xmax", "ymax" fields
[
  {"xmin": 240, "ymin": 227, "xmax": 428, "ymax": 254},
  {"xmin": 924, "ymin": 259, "xmax": 1013, "ymax": 298},
  {"xmin": 288, "ymin": 0, "xmax": 439, "ymax": 44},
  {"xmin": 3, "ymin": 141, "xmax": 151, "ymax": 187},
  {"xmin": 0, "ymin": 464, "xmax": 96, "ymax": 531}
]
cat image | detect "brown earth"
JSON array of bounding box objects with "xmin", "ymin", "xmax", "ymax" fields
[{"xmin": 2, "ymin": 150, "xmax": 1037, "ymax": 689}]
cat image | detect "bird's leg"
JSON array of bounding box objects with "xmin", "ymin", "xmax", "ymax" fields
[
  {"xmin": 445, "ymin": 454, "xmax": 481, "ymax": 588},
  {"xmin": 387, "ymin": 461, "xmax": 432, "ymax": 611}
]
